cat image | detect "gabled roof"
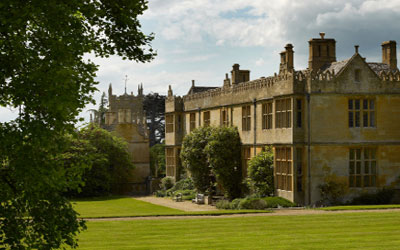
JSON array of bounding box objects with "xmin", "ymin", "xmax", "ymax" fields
[
  {"xmin": 187, "ymin": 86, "xmax": 219, "ymax": 95},
  {"xmin": 320, "ymin": 59, "xmax": 350, "ymax": 75}
]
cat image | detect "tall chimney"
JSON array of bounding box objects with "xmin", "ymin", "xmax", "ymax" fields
[
  {"xmin": 382, "ymin": 41, "xmax": 397, "ymax": 70},
  {"xmin": 279, "ymin": 44, "xmax": 294, "ymax": 74},
  {"xmin": 308, "ymin": 33, "xmax": 336, "ymax": 71}
]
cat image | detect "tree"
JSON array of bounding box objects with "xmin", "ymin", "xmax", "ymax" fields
[
  {"xmin": 0, "ymin": 1, "xmax": 155, "ymax": 248},
  {"xmin": 247, "ymin": 146, "xmax": 274, "ymax": 197},
  {"xmin": 65, "ymin": 125, "xmax": 135, "ymax": 197},
  {"xmin": 150, "ymin": 143, "xmax": 166, "ymax": 177},
  {"xmin": 180, "ymin": 127, "xmax": 214, "ymax": 193},
  {"xmin": 90, "ymin": 92, "xmax": 108, "ymax": 125},
  {"xmin": 143, "ymin": 93, "xmax": 166, "ymax": 146},
  {"xmin": 205, "ymin": 127, "xmax": 243, "ymax": 200}
]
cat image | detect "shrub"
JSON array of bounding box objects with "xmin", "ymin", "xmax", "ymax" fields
[
  {"xmin": 350, "ymin": 189, "xmax": 395, "ymax": 205},
  {"xmin": 170, "ymin": 178, "xmax": 194, "ymax": 192},
  {"xmin": 263, "ymin": 197, "xmax": 296, "ymax": 208},
  {"xmin": 247, "ymin": 146, "xmax": 274, "ymax": 197},
  {"xmin": 180, "ymin": 127, "xmax": 214, "ymax": 193},
  {"xmin": 155, "ymin": 190, "xmax": 166, "ymax": 197},
  {"xmin": 216, "ymin": 200, "xmax": 232, "ymax": 209},
  {"xmin": 205, "ymin": 126, "xmax": 243, "ymax": 199},
  {"xmin": 238, "ymin": 198, "xmax": 268, "ymax": 210},
  {"xmin": 318, "ymin": 168, "xmax": 348, "ymax": 205},
  {"xmin": 161, "ymin": 176, "xmax": 174, "ymax": 190},
  {"xmin": 230, "ymin": 198, "xmax": 242, "ymax": 210}
]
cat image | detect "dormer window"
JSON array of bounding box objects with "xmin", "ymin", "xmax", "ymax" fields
[{"xmin": 355, "ymin": 69, "xmax": 361, "ymax": 82}]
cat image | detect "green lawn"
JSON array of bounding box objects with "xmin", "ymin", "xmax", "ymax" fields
[
  {"xmin": 72, "ymin": 196, "xmax": 268, "ymax": 218},
  {"xmin": 74, "ymin": 212, "xmax": 400, "ymax": 249},
  {"xmin": 321, "ymin": 204, "xmax": 400, "ymax": 211}
]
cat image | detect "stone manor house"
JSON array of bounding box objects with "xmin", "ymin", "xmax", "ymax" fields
[{"xmin": 165, "ymin": 33, "xmax": 400, "ymax": 205}]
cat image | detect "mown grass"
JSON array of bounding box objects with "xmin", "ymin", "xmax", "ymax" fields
[
  {"xmin": 72, "ymin": 196, "xmax": 268, "ymax": 218},
  {"xmin": 320, "ymin": 204, "xmax": 400, "ymax": 211},
  {"xmin": 73, "ymin": 212, "xmax": 400, "ymax": 249}
]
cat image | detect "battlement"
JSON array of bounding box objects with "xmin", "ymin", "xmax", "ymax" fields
[{"xmin": 379, "ymin": 70, "xmax": 400, "ymax": 82}]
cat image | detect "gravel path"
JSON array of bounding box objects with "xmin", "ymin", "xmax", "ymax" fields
[{"xmin": 135, "ymin": 196, "xmax": 218, "ymax": 212}]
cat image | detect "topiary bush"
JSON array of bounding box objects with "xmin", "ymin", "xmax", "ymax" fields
[
  {"xmin": 263, "ymin": 197, "xmax": 296, "ymax": 208},
  {"xmin": 161, "ymin": 176, "xmax": 174, "ymax": 191},
  {"xmin": 238, "ymin": 198, "xmax": 268, "ymax": 210},
  {"xmin": 246, "ymin": 146, "xmax": 274, "ymax": 197},
  {"xmin": 215, "ymin": 200, "xmax": 232, "ymax": 209},
  {"xmin": 205, "ymin": 126, "xmax": 243, "ymax": 200}
]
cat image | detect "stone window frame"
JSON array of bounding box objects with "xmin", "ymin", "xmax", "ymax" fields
[
  {"xmin": 189, "ymin": 113, "xmax": 196, "ymax": 132},
  {"xmin": 262, "ymin": 101, "xmax": 273, "ymax": 130},
  {"xmin": 242, "ymin": 105, "xmax": 251, "ymax": 131},
  {"xmin": 348, "ymin": 98, "xmax": 375, "ymax": 128},
  {"xmin": 166, "ymin": 114, "xmax": 174, "ymax": 133},
  {"xmin": 275, "ymin": 98, "xmax": 292, "ymax": 129},
  {"xmin": 349, "ymin": 148, "xmax": 377, "ymax": 188},
  {"xmin": 242, "ymin": 146, "xmax": 251, "ymax": 177},
  {"xmin": 275, "ymin": 147, "xmax": 292, "ymax": 191},
  {"xmin": 221, "ymin": 108, "xmax": 229, "ymax": 127},
  {"xmin": 203, "ymin": 111, "xmax": 210, "ymax": 126},
  {"xmin": 166, "ymin": 148, "xmax": 175, "ymax": 177},
  {"xmin": 296, "ymin": 99, "xmax": 303, "ymax": 128}
]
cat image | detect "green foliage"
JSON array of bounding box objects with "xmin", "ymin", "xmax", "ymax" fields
[
  {"xmin": 0, "ymin": 1, "xmax": 154, "ymax": 248},
  {"xmin": 205, "ymin": 126, "xmax": 243, "ymax": 199},
  {"xmin": 171, "ymin": 189, "xmax": 196, "ymax": 200},
  {"xmin": 150, "ymin": 143, "xmax": 165, "ymax": 177},
  {"xmin": 263, "ymin": 197, "xmax": 296, "ymax": 208},
  {"xmin": 65, "ymin": 125, "xmax": 135, "ymax": 197},
  {"xmin": 161, "ymin": 176, "xmax": 175, "ymax": 191},
  {"xmin": 318, "ymin": 169, "xmax": 348, "ymax": 205},
  {"xmin": 180, "ymin": 127, "xmax": 214, "ymax": 193},
  {"xmin": 246, "ymin": 146, "xmax": 274, "ymax": 197},
  {"xmin": 216, "ymin": 197, "xmax": 296, "ymax": 210},
  {"xmin": 143, "ymin": 93, "xmax": 166, "ymax": 146},
  {"xmin": 239, "ymin": 198, "xmax": 269, "ymax": 210},
  {"xmin": 168, "ymin": 178, "xmax": 194, "ymax": 192},
  {"xmin": 350, "ymin": 189, "xmax": 395, "ymax": 205}
]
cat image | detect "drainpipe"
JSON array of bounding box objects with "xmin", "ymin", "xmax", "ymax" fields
[
  {"xmin": 253, "ymin": 99, "xmax": 257, "ymax": 155},
  {"xmin": 307, "ymin": 93, "xmax": 312, "ymax": 205}
]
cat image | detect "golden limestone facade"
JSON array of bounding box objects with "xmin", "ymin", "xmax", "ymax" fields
[
  {"xmin": 165, "ymin": 33, "xmax": 400, "ymax": 205},
  {"xmin": 104, "ymin": 84, "xmax": 150, "ymax": 193}
]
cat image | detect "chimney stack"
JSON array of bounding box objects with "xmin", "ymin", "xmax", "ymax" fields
[
  {"xmin": 279, "ymin": 44, "xmax": 294, "ymax": 74},
  {"xmin": 308, "ymin": 33, "xmax": 336, "ymax": 71},
  {"xmin": 382, "ymin": 41, "xmax": 397, "ymax": 70}
]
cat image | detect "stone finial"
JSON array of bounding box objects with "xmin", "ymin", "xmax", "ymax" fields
[
  {"xmin": 192, "ymin": 80, "xmax": 195, "ymax": 87},
  {"xmin": 355, "ymin": 45, "xmax": 359, "ymax": 54},
  {"xmin": 168, "ymin": 85, "xmax": 173, "ymax": 97},
  {"xmin": 225, "ymin": 73, "xmax": 229, "ymax": 79},
  {"xmin": 319, "ymin": 32, "xmax": 325, "ymax": 39},
  {"xmin": 108, "ymin": 83, "xmax": 113, "ymax": 96}
]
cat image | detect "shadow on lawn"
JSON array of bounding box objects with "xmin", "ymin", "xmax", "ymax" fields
[{"xmin": 70, "ymin": 195, "xmax": 130, "ymax": 202}]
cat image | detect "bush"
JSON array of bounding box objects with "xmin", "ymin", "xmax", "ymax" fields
[
  {"xmin": 161, "ymin": 176, "xmax": 174, "ymax": 190},
  {"xmin": 216, "ymin": 197, "xmax": 296, "ymax": 210},
  {"xmin": 205, "ymin": 126, "xmax": 243, "ymax": 200},
  {"xmin": 238, "ymin": 198, "xmax": 268, "ymax": 210},
  {"xmin": 263, "ymin": 197, "xmax": 296, "ymax": 208},
  {"xmin": 247, "ymin": 146, "xmax": 274, "ymax": 197},
  {"xmin": 350, "ymin": 189, "xmax": 395, "ymax": 205},
  {"xmin": 155, "ymin": 190, "xmax": 166, "ymax": 197},
  {"xmin": 169, "ymin": 178, "xmax": 194, "ymax": 192},
  {"xmin": 318, "ymin": 169, "xmax": 348, "ymax": 205},
  {"xmin": 180, "ymin": 127, "xmax": 214, "ymax": 193},
  {"xmin": 215, "ymin": 200, "xmax": 232, "ymax": 209}
]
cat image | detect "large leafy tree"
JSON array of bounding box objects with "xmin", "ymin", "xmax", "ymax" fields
[
  {"xmin": 64, "ymin": 125, "xmax": 134, "ymax": 197},
  {"xmin": 180, "ymin": 126, "xmax": 214, "ymax": 193},
  {"xmin": 143, "ymin": 92, "xmax": 166, "ymax": 146},
  {"xmin": 0, "ymin": 0, "xmax": 155, "ymax": 248},
  {"xmin": 247, "ymin": 146, "xmax": 274, "ymax": 197},
  {"xmin": 205, "ymin": 127, "xmax": 243, "ymax": 200}
]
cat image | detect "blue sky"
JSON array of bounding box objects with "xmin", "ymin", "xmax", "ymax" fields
[{"xmin": 2, "ymin": 0, "xmax": 400, "ymax": 123}]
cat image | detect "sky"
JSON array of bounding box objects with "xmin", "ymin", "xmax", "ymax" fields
[{"xmin": 2, "ymin": 0, "xmax": 400, "ymax": 123}]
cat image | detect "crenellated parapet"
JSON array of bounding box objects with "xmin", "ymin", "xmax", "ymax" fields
[{"xmin": 379, "ymin": 70, "xmax": 400, "ymax": 82}]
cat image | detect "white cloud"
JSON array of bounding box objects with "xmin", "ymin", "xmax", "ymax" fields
[{"xmin": 255, "ymin": 58, "xmax": 265, "ymax": 66}]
